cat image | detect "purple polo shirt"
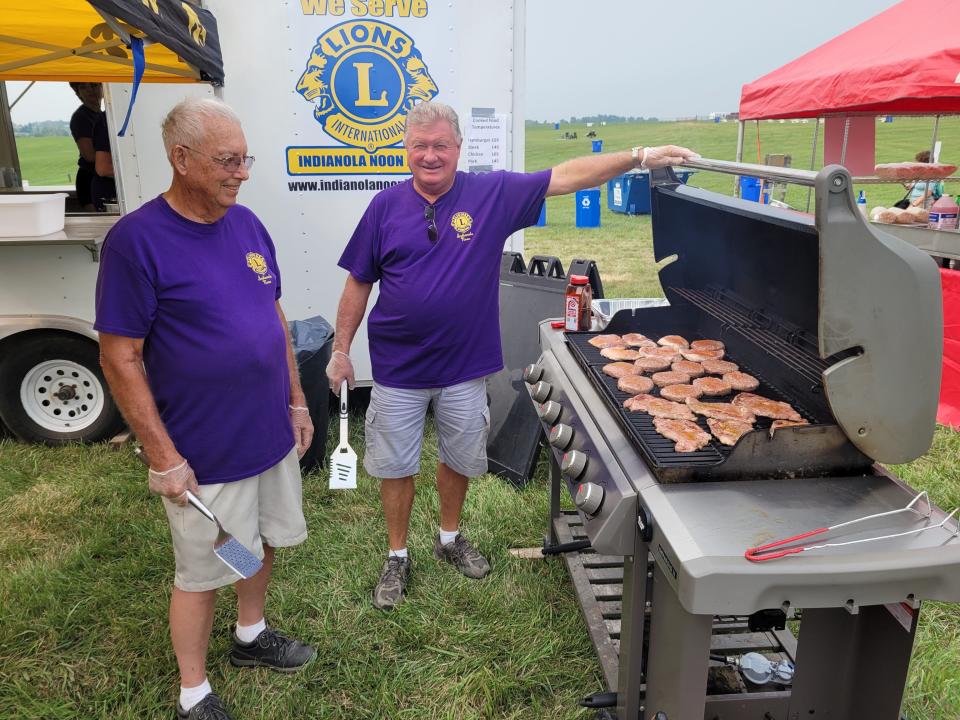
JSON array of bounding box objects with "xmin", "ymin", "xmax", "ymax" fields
[
  {"xmin": 94, "ymin": 196, "xmax": 294, "ymax": 484},
  {"xmin": 339, "ymin": 169, "xmax": 551, "ymax": 388}
]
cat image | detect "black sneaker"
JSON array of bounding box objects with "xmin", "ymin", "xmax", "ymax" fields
[
  {"xmin": 433, "ymin": 533, "xmax": 491, "ymax": 579},
  {"xmin": 372, "ymin": 555, "xmax": 412, "ymax": 610},
  {"xmin": 176, "ymin": 693, "xmax": 232, "ymax": 720},
  {"xmin": 229, "ymin": 626, "xmax": 316, "ymax": 673}
]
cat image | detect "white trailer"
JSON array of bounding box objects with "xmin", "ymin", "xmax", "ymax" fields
[{"xmin": 0, "ymin": 0, "xmax": 527, "ymax": 443}]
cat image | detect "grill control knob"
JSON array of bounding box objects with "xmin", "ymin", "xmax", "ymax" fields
[
  {"xmin": 531, "ymin": 381, "xmax": 552, "ymax": 403},
  {"xmin": 575, "ymin": 481, "xmax": 605, "ymax": 516},
  {"xmin": 537, "ymin": 401, "xmax": 562, "ymax": 425},
  {"xmin": 549, "ymin": 423, "xmax": 574, "ymax": 449},
  {"xmin": 561, "ymin": 450, "xmax": 588, "ymax": 480},
  {"xmin": 523, "ymin": 363, "xmax": 544, "ymax": 384}
]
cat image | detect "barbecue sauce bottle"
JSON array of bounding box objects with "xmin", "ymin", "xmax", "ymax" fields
[{"xmin": 564, "ymin": 275, "xmax": 593, "ymax": 331}]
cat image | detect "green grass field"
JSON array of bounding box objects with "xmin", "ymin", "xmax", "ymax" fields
[
  {"xmin": 2, "ymin": 117, "xmax": 960, "ymax": 719},
  {"xmin": 15, "ymin": 135, "xmax": 78, "ymax": 187}
]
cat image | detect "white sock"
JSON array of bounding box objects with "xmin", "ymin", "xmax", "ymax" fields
[
  {"xmin": 439, "ymin": 528, "xmax": 459, "ymax": 546},
  {"xmin": 235, "ymin": 618, "xmax": 266, "ymax": 644},
  {"xmin": 179, "ymin": 678, "xmax": 212, "ymax": 711},
  {"xmin": 388, "ymin": 548, "xmax": 408, "ymax": 559}
]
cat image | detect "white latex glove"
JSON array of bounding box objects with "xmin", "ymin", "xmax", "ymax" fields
[
  {"xmin": 326, "ymin": 350, "xmax": 355, "ymax": 394},
  {"xmin": 640, "ymin": 145, "xmax": 700, "ymax": 170},
  {"xmin": 148, "ymin": 459, "xmax": 199, "ymax": 506},
  {"xmin": 289, "ymin": 405, "xmax": 314, "ymax": 459}
]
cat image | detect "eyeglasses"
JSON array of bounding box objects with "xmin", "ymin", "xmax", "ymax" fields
[
  {"xmin": 424, "ymin": 204, "xmax": 438, "ymax": 243},
  {"xmin": 180, "ymin": 145, "xmax": 255, "ymax": 172}
]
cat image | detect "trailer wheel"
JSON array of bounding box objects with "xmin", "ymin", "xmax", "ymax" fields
[{"xmin": 0, "ymin": 334, "xmax": 124, "ymax": 444}]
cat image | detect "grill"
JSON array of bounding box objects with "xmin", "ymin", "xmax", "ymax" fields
[{"xmin": 525, "ymin": 159, "xmax": 960, "ymax": 720}]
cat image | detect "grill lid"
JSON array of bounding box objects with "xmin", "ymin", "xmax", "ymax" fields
[{"xmin": 650, "ymin": 163, "xmax": 941, "ymax": 464}]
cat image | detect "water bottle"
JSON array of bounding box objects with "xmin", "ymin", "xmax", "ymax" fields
[{"xmin": 857, "ymin": 190, "xmax": 867, "ymax": 216}]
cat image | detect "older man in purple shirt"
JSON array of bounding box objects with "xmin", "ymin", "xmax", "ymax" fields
[{"xmin": 328, "ymin": 100, "xmax": 697, "ymax": 610}]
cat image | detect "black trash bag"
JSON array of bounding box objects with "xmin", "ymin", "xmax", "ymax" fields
[{"xmin": 288, "ymin": 316, "xmax": 334, "ymax": 473}]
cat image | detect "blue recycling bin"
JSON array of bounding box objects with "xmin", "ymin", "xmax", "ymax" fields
[
  {"xmin": 740, "ymin": 176, "xmax": 770, "ymax": 204},
  {"xmin": 535, "ymin": 200, "xmax": 546, "ymax": 226},
  {"xmin": 591, "ymin": 139, "xmax": 603, "ymax": 153},
  {"xmin": 606, "ymin": 170, "xmax": 695, "ymax": 215},
  {"xmin": 553, "ymin": 122, "xmax": 560, "ymax": 130},
  {"xmin": 575, "ymin": 189, "xmax": 601, "ymax": 227}
]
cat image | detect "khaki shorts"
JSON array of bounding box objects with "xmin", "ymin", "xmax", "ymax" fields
[
  {"xmin": 162, "ymin": 448, "xmax": 307, "ymax": 592},
  {"xmin": 363, "ymin": 378, "xmax": 490, "ymax": 479}
]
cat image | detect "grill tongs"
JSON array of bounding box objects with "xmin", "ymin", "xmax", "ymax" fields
[{"xmin": 745, "ymin": 491, "xmax": 960, "ymax": 562}]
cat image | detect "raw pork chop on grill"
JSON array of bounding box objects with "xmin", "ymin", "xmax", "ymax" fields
[
  {"xmin": 671, "ymin": 360, "xmax": 705, "ymax": 378},
  {"xmin": 652, "ymin": 370, "xmax": 692, "ymax": 387},
  {"xmin": 622, "ymin": 333, "xmax": 657, "ymax": 348},
  {"xmin": 692, "ymin": 376, "xmax": 732, "ymax": 396},
  {"xmin": 658, "ymin": 335, "xmax": 689, "ymax": 349},
  {"xmin": 635, "ymin": 356, "xmax": 673, "ymax": 372},
  {"xmin": 660, "ymin": 384, "xmax": 702, "ymax": 402},
  {"xmin": 686, "ymin": 397, "xmax": 756, "ymax": 423},
  {"xmin": 589, "ymin": 334, "xmax": 624, "ymax": 349},
  {"xmin": 653, "ymin": 417, "xmax": 711, "ymax": 453},
  {"xmin": 690, "ymin": 339, "xmax": 724, "ymax": 352},
  {"xmin": 618, "ymin": 374, "xmax": 655, "ymax": 395},
  {"xmin": 681, "ymin": 348, "xmax": 725, "ymax": 362},
  {"xmin": 600, "ymin": 346, "xmax": 642, "ymax": 361},
  {"xmin": 603, "ymin": 362, "xmax": 640, "ymax": 379},
  {"xmin": 625, "ymin": 394, "xmax": 697, "ymax": 421},
  {"xmin": 723, "ymin": 371, "xmax": 759, "ymax": 392},
  {"xmin": 707, "ymin": 418, "xmax": 753, "ymax": 446},
  {"xmin": 732, "ymin": 392, "xmax": 803, "ymax": 421},
  {"xmin": 769, "ymin": 418, "xmax": 811, "ymax": 437},
  {"xmin": 701, "ymin": 358, "xmax": 739, "ymax": 375}
]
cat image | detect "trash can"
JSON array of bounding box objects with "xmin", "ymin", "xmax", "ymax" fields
[
  {"xmin": 553, "ymin": 122, "xmax": 560, "ymax": 130},
  {"xmin": 535, "ymin": 200, "xmax": 546, "ymax": 226},
  {"xmin": 288, "ymin": 315, "xmax": 333, "ymax": 473},
  {"xmin": 606, "ymin": 170, "xmax": 695, "ymax": 215},
  {"xmin": 591, "ymin": 139, "xmax": 603, "ymax": 153},
  {"xmin": 740, "ymin": 176, "xmax": 770, "ymax": 204},
  {"xmin": 575, "ymin": 189, "xmax": 601, "ymax": 227}
]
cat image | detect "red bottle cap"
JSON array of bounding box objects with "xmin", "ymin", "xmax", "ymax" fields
[
  {"xmin": 550, "ymin": 320, "xmax": 565, "ymax": 329},
  {"xmin": 570, "ymin": 275, "xmax": 589, "ymax": 286}
]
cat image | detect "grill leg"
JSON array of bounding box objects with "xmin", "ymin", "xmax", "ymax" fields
[
  {"xmin": 644, "ymin": 563, "xmax": 712, "ymax": 719},
  {"xmin": 616, "ymin": 527, "xmax": 649, "ymax": 720},
  {"xmin": 546, "ymin": 450, "xmax": 562, "ymax": 548}
]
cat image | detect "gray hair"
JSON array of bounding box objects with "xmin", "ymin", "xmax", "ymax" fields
[
  {"xmin": 404, "ymin": 101, "xmax": 462, "ymax": 144},
  {"xmin": 161, "ymin": 97, "xmax": 242, "ymax": 160}
]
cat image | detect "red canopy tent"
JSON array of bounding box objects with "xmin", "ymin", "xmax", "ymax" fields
[{"xmin": 740, "ymin": 0, "xmax": 960, "ymax": 120}]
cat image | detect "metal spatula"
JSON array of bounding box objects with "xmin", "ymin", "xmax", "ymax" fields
[
  {"xmin": 185, "ymin": 491, "xmax": 264, "ymax": 579},
  {"xmin": 329, "ymin": 380, "xmax": 357, "ymax": 489}
]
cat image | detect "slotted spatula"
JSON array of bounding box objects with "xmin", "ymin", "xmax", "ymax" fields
[{"xmin": 329, "ymin": 380, "xmax": 357, "ymax": 489}]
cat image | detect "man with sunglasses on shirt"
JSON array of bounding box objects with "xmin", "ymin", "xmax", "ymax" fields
[
  {"xmin": 327, "ymin": 100, "xmax": 697, "ymax": 610},
  {"xmin": 95, "ymin": 97, "xmax": 315, "ymax": 720}
]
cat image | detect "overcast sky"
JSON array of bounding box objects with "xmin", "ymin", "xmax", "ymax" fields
[{"xmin": 9, "ymin": 0, "xmax": 898, "ymax": 124}]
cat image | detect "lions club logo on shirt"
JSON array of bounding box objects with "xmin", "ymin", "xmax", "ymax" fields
[
  {"xmin": 295, "ymin": 20, "xmax": 438, "ymax": 153},
  {"xmin": 245, "ymin": 252, "xmax": 273, "ymax": 285},
  {"xmin": 451, "ymin": 212, "xmax": 474, "ymax": 242}
]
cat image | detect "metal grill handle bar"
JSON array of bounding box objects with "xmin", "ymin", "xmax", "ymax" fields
[{"xmin": 681, "ymin": 157, "xmax": 819, "ymax": 187}]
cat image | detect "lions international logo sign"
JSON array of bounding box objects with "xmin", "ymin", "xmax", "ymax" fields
[
  {"xmin": 246, "ymin": 252, "xmax": 274, "ymax": 285},
  {"xmin": 289, "ymin": 19, "xmax": 438, "ymax": 176}
]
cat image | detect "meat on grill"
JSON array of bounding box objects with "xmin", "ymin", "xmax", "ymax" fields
[
  {"xmin": 658, "ymin": 335, "xmax": 690, "ymax": 349},
  {"xmin": 686, "ymin": 397, "xmax": 756, "ymax": 423},
  {"xmin": 603, "ymin": 362, "xmax": 640, "ymax": 379},
  {"xmin": 671, "ymin": 360, "xmax": 705, "ymax": 378},
  {"xmin": 690, "ymin": 339, "xmax": 725, "ymax": 352},
  {"xmin": 618, "ymin": 374, "xmax": 655, "ymax": 395},
  {"xmin": 769, "ymin": 418, "xmax": 811, "ymax": 438},
  {"xmin": 652, "ymin": 370, "xmax": 692, "ymax": 387},
  {"xmin": 641, "ymin": 346, "xmax": 682, "ymax": 361},
  {"xmin": 723, "ymin": 371, "xmax": 759, "ymax": 392},
  {"xmin": 589, "ymin": 334, "xmax": 624, "ymax": 349},
  {"xmin": 701, "ymin": 359, "xmax": 739, "ymax": 375},
  {"xmin": 707, "ymin": 418, "xmax": 754, "ymax": 446},
  {"xmin": 732, "ymin": 392, "xmax": 803, "ymax": 422},
  {"xmin": 622, "ymin": 333, "xmax": 657, "ymax": 348},
  {"xmin": 626, "ymin": 394, "xmax": 697, "ymax": 421},
  {"xmin": 600, "ymin": 346, "xmax": 642, "ymax": 361},
  {"xmin": 660, "ymin": 384, "xmax": 702, "ymax": 402},
  {"xmin": 654, "ymin": 417, "xmax": 712, "ymax": 452},
  {"xmin": 692, "ymin": 376, "xmax": 732, "ymax": 396},
  {"xmin": 635, "ymin": 356, "xmax": 673, "ymax": 372},
  {"xmin": 681, "ymin": 348, "xmax": 725, "ymax": 362}
]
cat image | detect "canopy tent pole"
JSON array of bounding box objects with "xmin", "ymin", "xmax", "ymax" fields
[
  {"xmin": 734, "ymin": 120, "xmax": 744, "ymax": 197},
  {"xmin": 930, "ymin": 114, "xmax": 941, "ymax": 162},
  {"xmin": 806, "ymin": 117, "xmax": 821, "ymax": 212},
  {"xmin": 839, "ymin": 116, "xmax": 851, "ymax": 165},
  {"xmin": 8, "ymin": 80, "xmax": 34, "ymax": 110}
]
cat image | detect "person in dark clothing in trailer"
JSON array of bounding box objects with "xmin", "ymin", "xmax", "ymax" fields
[{"xmin": 68, "ymin": 82, "xmax": 103, "ymax": 211}]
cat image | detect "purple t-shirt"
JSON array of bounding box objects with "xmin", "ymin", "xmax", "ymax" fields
[
  {"xmin": 94, "ymin": 196, "xmax": 294, "ymax": 484},
  {"xmin": 339, "ymin": 169, "xmax": 551, "ymax": 388}
]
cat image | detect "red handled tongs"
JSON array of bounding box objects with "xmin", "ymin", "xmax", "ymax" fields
[{"xmin": 745, "ymin": 491, "xmax": 960, "ymax": 562}]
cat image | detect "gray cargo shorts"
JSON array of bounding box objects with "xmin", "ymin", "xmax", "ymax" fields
[{"xmin": 363, "ymin": 378, "xmax": 490, "ymax": 479}]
